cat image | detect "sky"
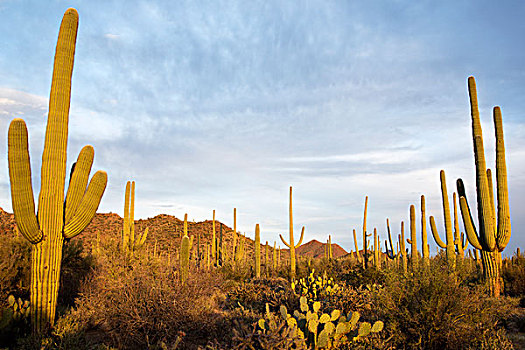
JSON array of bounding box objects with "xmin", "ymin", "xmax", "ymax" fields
[{"xmin": 0, "ymin": 1, "xmax": 524, "ymax": 256}]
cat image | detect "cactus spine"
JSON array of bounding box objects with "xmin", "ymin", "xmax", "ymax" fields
[
  {"xmin": 122, "ymin": 181, "xmax": 148, "ymax": 255},
  {"xmin": 279, "ymin": 186, "xmax": 305, "ymax": 279},
  {"xmin": 421, "ymin": 195, "xmax": 430, "ymax": 265},
  {"xmin": 7, "ymin": 9, "xmax": 107, "ymax": 333},
  {"xmin": 180, "ymin": 214, "xmax": 190, "ymax": 284},
  {"xmin": 457, "ymin": 76, "xmax": 510, "ymax": 296},
  {"xmin": 255, "ymin": 224, "xmax": 261, "ymax": 278}
]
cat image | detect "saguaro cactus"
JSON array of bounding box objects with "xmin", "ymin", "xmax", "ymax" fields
[
  {"xmin": 406, "ymin": 205, "xmax": 419, "ymax": 268},
  {"xmin": 398, "ymin": 222, "xmax": 407, "ymax": 273},
  {"xmin": 280, "ymin": 186, "xmax": 305, "ymax": 279},
  {"xmin": 122, "ymin": 181, "xmax": 148, "ymax": 254},
  {"xmin": 180, "ymin": 214, "xmax": 190, "ymax": 284},
  {"xmin": 373, "ymin": 228, "xmax": 379, "ymax": 269},
  {"xmin": 211, "ymin": 210, "xmax": 216, "ymax": 264},
  {"xmin": 353, "ymin": 229, "xmax": 363, "ymax": 264},
  {"xmin": 421, "ymin": 195, "xmax": 430, "ymax": 264},
  {"xmin": 7, "ymin": 8, "xmax": 107, "ymax": 333},
  {"xmin": 452, "ymin": 192, "xmax": 468, "ymax": 259},
  {"xmin": 273, "ymin": 241, "xmax": 277, "ymax": 273},
  {"xmin": 362, "ymin": 196, "xmax": 371, "ymax": 268},
  {"xmin": 430, "ymin": 170, "xmax": 456, "ymax": 269},
  {"xmin": 385, "ymin": 219, "xmax": 399, "ymax": 261},
  {"xmin": 255, "ymin": 224, "xmax": 261, "ymax": 278},
  {"xmin": 457, "ymin": 76, "xmax": 511, "ymax": 296}
]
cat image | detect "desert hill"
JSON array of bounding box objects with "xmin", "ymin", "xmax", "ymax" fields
[
  {"xmin": 0, "ymin": 208, "xmax": 350, "ymax": 261},
  {"xmin": 295, "ymin": 239, "xmax": 348, "ymax": 259}
]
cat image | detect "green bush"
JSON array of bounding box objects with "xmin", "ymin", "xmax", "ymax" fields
[{"xmin": 370, "ymin": 259, "xmax": 514, "ymax": 350}]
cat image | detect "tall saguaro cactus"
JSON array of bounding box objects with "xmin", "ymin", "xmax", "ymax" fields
[
  {"xmin": 457, "ymin": 76, "xmax": 511, "ymax": 296},
  {"xmin": 180, "ymin": 214, "xmax": 190, "ymax": 284},
  {"xmin": 398, "ymin": 222, "xmax": 407, "ymax": 273},
  {"xmin": 406, "ymin": 205, "xmax": 419, "ymax": 268},
  {"xmin": 280, "ymin": 186, "xmax": 305, "ymax": 279},
  {"xmin": 430, "ymin": 170, "xmax": 456, "ymax": 269},
  {"xmin": 362, "ymin": 196, "xmax": 371, "ymax": 268},
  {"xmin": 453, "ymin": 192, "xmax": 468, "ymax": 259},
  {"xmin": 211, "ymin": 210, "xmax": 216, "ymax": 265},
  {"xmin": 122, "ymin": 181, "xmax": 148, "ymax": 254},
  {"xmin": 7, "ymin": 9, "xmax": 107, "ymax": 333},
  {"xmin": 255, "ymin": 224, "xmax": 261, "ymax": 278},
  {"xmin": 421, "ymin": 195, "xmax": 430, "ymax": 264}
]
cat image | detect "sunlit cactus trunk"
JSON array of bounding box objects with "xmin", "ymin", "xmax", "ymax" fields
[{"xmin": 7, "ymin": 9, "xmax": 107, "ymax": 333}]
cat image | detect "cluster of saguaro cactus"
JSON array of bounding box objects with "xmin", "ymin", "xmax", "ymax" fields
[
  {"xmin": 7, "ymin": 9, "xmax": 107, "ymax": 333},
  {"xmin": 280, "ymin": 186, "xmax": 305, "ymax": 279},
  {"xmin": 456, "ymin": 76, "xmax": 511, "ymax": 297},
  {"xmin": 122, "ymin": 181, "xmax": 148, "ymax": 255}
]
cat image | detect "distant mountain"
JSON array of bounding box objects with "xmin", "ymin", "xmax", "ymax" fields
[{"xmin": 295, "ymin": 239, "xmax": 348, "ymax": 259}]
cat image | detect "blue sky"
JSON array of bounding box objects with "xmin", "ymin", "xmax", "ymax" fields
[{"xmin": 0, "ymin": 1, "xmax": 524, "ymax": 255}]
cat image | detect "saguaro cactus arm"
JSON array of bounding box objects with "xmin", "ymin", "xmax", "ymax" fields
[
  {"xmin": 7, "ymin": 119, "xmax": 41, "ymax": 244},
  {"xmin": 429, "ymin": 216, "xmax": 447, "ymax": 249},
  {"xmin": 456, "ymin": 179, "xmax": 483, "ymax": 251},
  {"xmin": 494, "ymin": 107, "xmax": 511, "ymax": 250},
  {"xmin": 279, "ymin": 226, "xmax": 305, "ymax": 248},
  {"xmin": 65, "ymin": 146, "xmax": 93, "ymax": 223},
  {"xmin": 63, "ymin": 170, "xmax": 107, "ymax": 239}
]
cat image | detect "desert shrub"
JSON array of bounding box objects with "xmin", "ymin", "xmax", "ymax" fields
[
  {"xmin": 502, "ymin": 255, "xmax": 525, "ymax": 297},
  {"xmin": 0, "ymin": 235, "xmax": 31, "ymax": 304},
  {"xmin": 336, "ymin": 260, "xmax": 387, "ymax": 289},
  {"xmin": 69, "ymin": 248, "xmax": 236, "ymax": 349},
  {"xmin": 226, "ymin": 277, "xmax": 298, "ymax": 314},
  {"xmin": 58, "ymin": 239, "xmax": 95, "ymax": 310},
  {"xmin": 370, "ymin": 259, "xmax": 514, "ymax": 350}
]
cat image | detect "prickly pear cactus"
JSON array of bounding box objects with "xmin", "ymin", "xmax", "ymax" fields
[{"xmin": 292, "ymin": 269, "xmax": 339, "ymax": 304}]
